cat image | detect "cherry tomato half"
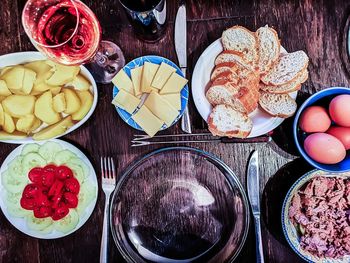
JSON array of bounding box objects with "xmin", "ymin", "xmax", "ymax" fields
[
  {"xmin": 52, "ymin": 203, "xmax": 69, "ymax": 220},
  {"xmin": 63, "ymin": 192, "xmax": 78, "ymax": 208},
  {"xmin": 28, "ymin": 167, "xmax": 43, "ymax": 184},
  {"xmin": 64, "ymin": 178, "xmax": 80, "ymax": 194},
  {"xmin": 20, "ymin": 197, "xmax": 36, "ymax": 210},
  {"xmin": 48, "ymin": 180, "xmax": 64, "ymax": 197},
  {"xmin": 51, "ymin": 194, "xmax": 62, "ymax": 209},
  {"xmin": 22, "ymin": 184, "xmax": 42, "ymax": 199},
  {"xmin": 44, "ymin": 164, "xmax": 57, "ymax": 173},
  {"xmin": 56, "ymin": 166, "xmax": 73, "ymax": 181},
  {"xmin": 36, "ymin": 192, "xmax": 51, "ymax": 207},
  {"xmin": 42, "ymin": 170, "xmax": 55, "ymax": 187},
  {"xmin": 34, "ymin": 206, "xmax": 52, "ymax": 218}
]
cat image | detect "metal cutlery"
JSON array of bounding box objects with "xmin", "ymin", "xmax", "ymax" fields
[
  {"xmin": 100, "ymin": 157, "xmax": 116, "ymax": 263},
  {"xmin": 247, "ymin": 151, "xmax": 265, "ymax": 263},
  {"xmin": 175, "ymin": 2, "xmax": 192, "ymax": 134},
  {"xmin": 131, "ymin": 133, "xmax": 271, "ymax": 147}
]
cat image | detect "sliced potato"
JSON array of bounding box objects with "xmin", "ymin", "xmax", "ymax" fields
[
  {"xmin": 63, "ymin": 88, "xmax": 81, "ymax": 114},
  {"xmin": 68, "ymin": 75, "xmax": 90, "ymax": 91},
  {"xmin": 24, "ymin": 60, "xmax": 51, "ymax": 74},
  {"xmin": 33, "ymin": 116, "xmax": 74, "ymax": 140},
  {"xmin": 53, "ymin": 93, "xmax": 66, "ymax": 113},
  {"xmin": 0, "ymin": 131, "xmax": 27, "ymax": 140},
  {"xmin": 32, "ymin": 71, "xmax": 57, "ymax": 93},
  {"xmin": 50, "ymin": 86, "xmax": 62, "ymax": 96},
  {"xmin": 22, "ymin": 69, "xmax": 37, "ymax": 94},
  {"xmin": 0, "ymin": 96, "xmax": 6, "ymax": 102},
  {"xmin": 3, "ymin": 112, "xmax": 15, "ymax": 133},
  {"xmin": 0, "ymin": 66, "xmax": 13, "ymax": 77},
  {"xmin": 72, "ymin": 91, "xmax": 93, "ymax": 121},
  {"xmin": 29, "ymin": 118, "xmax": 42, "ymax": 132},
  {"xmin": 46, "ymin": 62, "xmax": 80, "ymax": 86},
  {"xmin": 2, "ymin": 95, "xmax": 35, "ymax": 118},
  {"xmin": 0, "ymin": 104, "xmax": 4, "ymax": 127},
  {"xmin": 34, "ymin": 91, "xmax": 61, "ymax": 125},
  {"xmin": 16, "ymin": 115, "xmax": 36, "ymax": 134},
  {"xmin": 0, "ymin": 80, "xmax": 11, "ymax": 96},
  {"xmin": 1, "ymin": 66, "xmax": 25, "ymax": 92}
]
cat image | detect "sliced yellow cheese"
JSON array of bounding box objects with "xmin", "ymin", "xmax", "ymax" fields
[
  {"xmin": 144, "ymin": 91, "xmax": 179, "ymax": 127},
  {"xmin": 141, "ymin": 62, "xmax": 159, "ymax": 93},
  {"xmin": 159, "ymin": 72, "xmax": 188, "ymax": 94},
  {"xmin": 132, "ymin": 105, "xmax": 163, "ymax": 137},
  {"xmin": 112, "ymin": 70, "xmax": 134, "ymax": 95},
  {"xmin": 160, "ymin": 93, "xmax": 181, "ymax": 110},
  {"xmin": 130, "ymin": 66, "xmax": 143, "ymax": 96},
  {"xmin": 111, "ymin": 89, "xmax": 140, "ymax": 114},
  {"xmin": 151, "ymin": 62, "xmax": 176, "ymax": 90}
]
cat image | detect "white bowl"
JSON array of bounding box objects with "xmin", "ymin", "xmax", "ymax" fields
[{"xmin": 0, "ymin": 52, "xmax": 98, "ymax": 144}]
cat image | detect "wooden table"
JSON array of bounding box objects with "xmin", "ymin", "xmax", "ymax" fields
[{"xmin": 1, "ymin": 0, "xmax": 350, "ymax": 262}]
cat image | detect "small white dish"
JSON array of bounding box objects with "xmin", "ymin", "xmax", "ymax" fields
[
  {"xmin": 191, "ymin": 39, "xmax": 297, "ymax": 138},
  {"xmin": 0, "ymin": 52, "xmax": 98, "ymax": 144},
  {"xmin": 0, "ymin": 139, "xmax": 98, "ymax": 239}
]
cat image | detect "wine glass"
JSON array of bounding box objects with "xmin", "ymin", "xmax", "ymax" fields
[{"xmin": 22, "ymin": 0, "xmax": 125, "ymax": 84}]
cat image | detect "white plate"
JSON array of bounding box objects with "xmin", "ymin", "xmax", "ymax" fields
[
  {"xmin": 0, "ymin": 139, "xmax": 98, "ymax": 239},
  {"xmin": 192, "ymin": 39, "xmax": 297, "ymax": 138},
  {"xmin": 0, "ymin": 52, "xmax": 98, "ymax": 144}
]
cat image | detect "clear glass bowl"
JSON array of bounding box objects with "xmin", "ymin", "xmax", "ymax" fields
[{"xmin": 110, "ymin": 147, "xmax": 249, "ymax": 262}]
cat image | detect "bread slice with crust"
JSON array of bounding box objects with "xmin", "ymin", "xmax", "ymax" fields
[
  {"xmin": 256, "ymin": 25, "xmax": 280, "ymax": 74},
  {"xmin": 208, "ymin": 104, "xmax": 253, "ymax": 138},
  {"xmin": 221, "ymin": 26, "xmax": 258, "ymax": 65},
  {"xmin": 215, "ymin": 51, "xmax": 253, "ymax": 71},
  {"xmin": 260, "ymin": 69, "xmax": 308, "ymax": 93},
  {"xmin": 259, "ymin": 91, "xmax": 297, "ymax": 118},
  {"xmin": 260, "ymin": 51, "xmax": 309, "ymax": 86}
]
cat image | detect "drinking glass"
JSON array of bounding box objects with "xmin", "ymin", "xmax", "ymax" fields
[
  {"xmin": 22, "ymin": 0, "xmax": 125, "ymax": 83},
  {"xmin": 119, "ymin": 0, "xmax": 167, "ymax": 42}
]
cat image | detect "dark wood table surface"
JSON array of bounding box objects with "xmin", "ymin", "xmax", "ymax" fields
[{"xmin": 1, "ymin": 0, "xmax": 350, "ymax": 262}]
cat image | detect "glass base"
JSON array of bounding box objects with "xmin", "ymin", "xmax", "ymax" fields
[{"xmin": 87, "ymin": 40, "xmax": 125, "ymax": 84}]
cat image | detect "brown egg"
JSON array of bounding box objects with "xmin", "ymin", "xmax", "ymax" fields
[
  {"xmin": 329, "ymin": 95, "xmax": 350, "ymax": 127},
  {"xmin": 299, "ymin": 106, "xmax": 331, "ymax": 133},
  {"xmin": 327, "ymin": 126, "xmax": 350, "ymax": 150},
  {"xmin": 304, "ymin": 133, "xmax": 346, "ymax": 164}
]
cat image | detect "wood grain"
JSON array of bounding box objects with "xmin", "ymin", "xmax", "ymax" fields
[{"xmin": 1, "ymin": 0, "xmax": 350, "ymax": 262}]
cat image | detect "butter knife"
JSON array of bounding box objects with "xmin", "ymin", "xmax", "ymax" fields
[
  {"xmin": 175, "ymin": 3, "xmax": 192, "ymax": 134},
  {"xmin": 247, "ymin": 150, "xmax": 265, "ymax": 263}
]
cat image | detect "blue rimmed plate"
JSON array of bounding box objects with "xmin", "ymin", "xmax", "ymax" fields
[
  {"xmin": 282, "ymin": 169, "xmax": 350, "ymax": 263},
  {"xmin": 112, "ymin": 55, "xmax": 189, "ymax": 131}
]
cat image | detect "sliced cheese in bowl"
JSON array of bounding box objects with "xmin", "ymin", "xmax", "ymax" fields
[
  {"xmin": 112, "ymin": 69, "xmax": 134, "ymax": 95},
  {"xmin": 144, "ymin": 91, "xmax": 179, "ymax": 127},
  {"xmin": 132, "ymin": 105, "xmax": 163, "ymax": 137},
  {"xmin": 151, "ymin": 62, "xmax": 176, "ymax": 90},
  {"xmin": 112, "ymin": 89, "xmax": 140, "ymax": 114},
  {"xmin": 159, "ymin": 72, "xmax": 188, "ymax": 94}
]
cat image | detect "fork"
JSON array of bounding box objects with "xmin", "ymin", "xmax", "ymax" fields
[{"xmin": 100, "ymin": 157, "xmax": 116, "ymax": 263}]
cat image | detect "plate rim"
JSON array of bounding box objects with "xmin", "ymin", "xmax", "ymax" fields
[
  {"xmin": 0, "ymin": 138, "xmax": 98, "ymax": 239},
  {"xmin": 191, "ymin": 38, "xmax": 297, "ymax": 138},
  {"xmin": 112, "ymin": 55, "xmax": 189, "ymax": 132},
  {"xmin": 0, "ymin": 51, "xmax": 98, "ymax": 144}
]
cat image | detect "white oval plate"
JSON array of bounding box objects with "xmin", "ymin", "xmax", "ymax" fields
[
  {"xmin": 0, "ymin": 139, "xmax": 98, "ymax": 239},
  {"xmin": 0, "ymin": 52, "xmax": 98, "ymax": 144},
  {"xmin": 192, "ymin": 39, "xmax": 297, "ymax": 138}
]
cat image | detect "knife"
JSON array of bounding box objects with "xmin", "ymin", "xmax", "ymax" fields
[
  {"xmin": 175, "ymin": 3, "xmax": 192, "ymax": 134},
  {"xmin": 247, "ymin": 150, "xmax": 265, "ymax": 263}
]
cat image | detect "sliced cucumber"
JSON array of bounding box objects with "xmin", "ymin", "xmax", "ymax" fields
[
  {"xmin": 7, "ymin": 204, "xmax": 32, "ymax": 218},
  {"xmin": 38, "ymin": 141, "xmax": 63, "ymax": 162},
  {"xmin": 7, "ymin": 156, "xmax": 25, "ymax": 179},
  {"xmin": 26, "ymin": 214, "xmax": 53, "ymax": 231},
  {"xmin": 21, "ymin": 143, "xmax": 40, "ymax": 155},
  {"xmin": 67, "ymin": 158, "xmax": 90, "ymax": 177},
  {"xmin": 54, "ymin": 209, "xmax": 79, "ymax": 233},
  {"xmin": 5, "ymin": 192, "xmax": 21, "ymax": 205},
  {"xmin": 76, "ymin": 181, "xmax": 96, "ymax": 215},
  {"xmin": 40, "ymin": 224, "xmax": 54, "ymax": 234},
  {"xmin": 22, "ymin": 152, "xmax": 46, "ymax": 174},
  {"xmin": 1, "ymin": 170, "xmax": 27, "ymax": 193},
  {"xmin": 67, "ymin": 163, "xmax": 85, "ymax": 184},
  {"xmin": 54, "ymin": 150, "xmax": 77, "ymax": 165}
]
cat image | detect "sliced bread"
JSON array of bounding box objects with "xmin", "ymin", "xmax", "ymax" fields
[
  {"xmin": 221, "ymin": 26, "xmax": 258, "ymax": 65},
  {"xmin": 260, "ymin": 69, "xmax": 308, "ymax": 93},
  {"xmin": 206, "ymin": 83, "xmax": 241, "ymax": 109},
  {"xmin": 215, "ymin": 51, "xmax": 253, "ymax": 71},
  {"xmin": 211, "ymin": 71, "xmax": 239, "ymax": 84},
  {"xmin": 260, "ymin": 51, "xmax": 309, "ymax": 86},
  {"xmin": 256, "ymin": 25, "xmax": 280, "ymax": 74},
  {"xmin": 259, "ymin": 91, "xmax": 297, "ymax": 118},
  {"xmin": 208, "ymin": 104, "xmax": 253, "ymax": 138}
]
